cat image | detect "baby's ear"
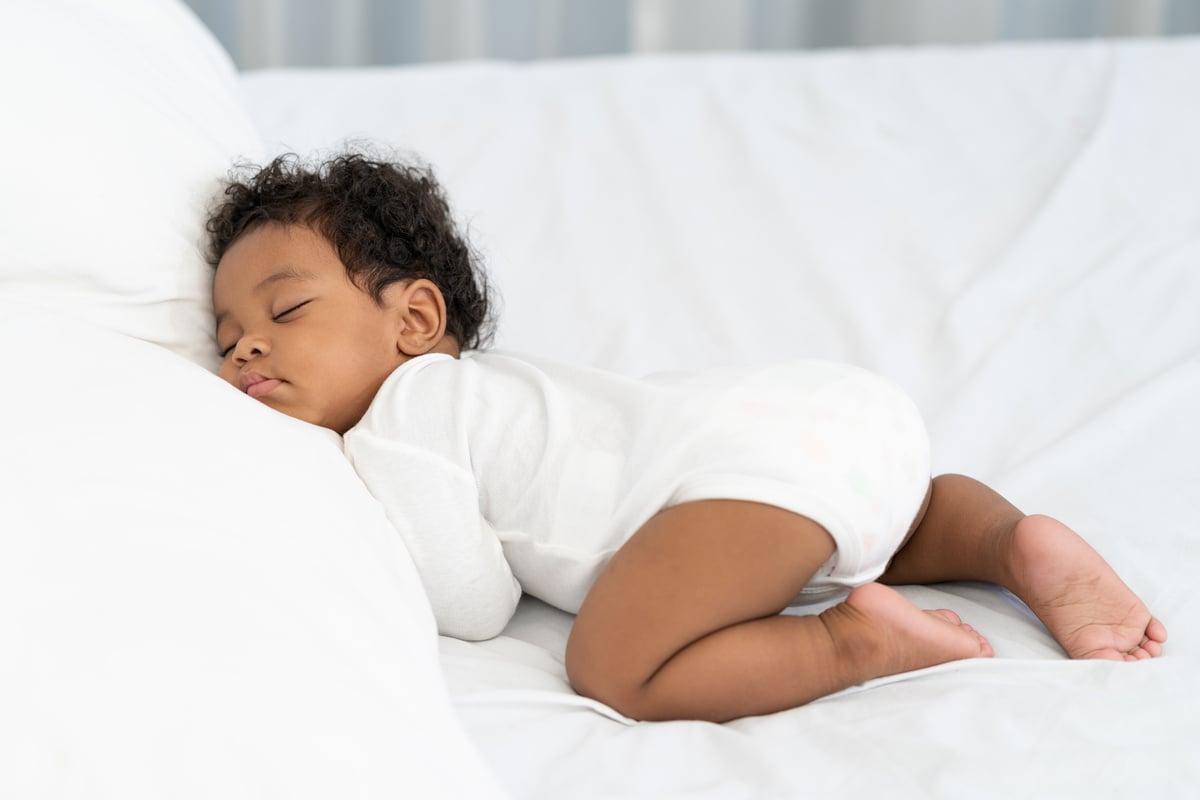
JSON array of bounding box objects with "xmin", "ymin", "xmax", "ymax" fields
[{"xmin": 387, "ymin": 279, "xmax": 449, "ymax": 356}]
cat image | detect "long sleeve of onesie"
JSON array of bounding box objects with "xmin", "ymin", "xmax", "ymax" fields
[{"xmin": 345, "ymin": 426, "xmax": 521, "ymax": 642}]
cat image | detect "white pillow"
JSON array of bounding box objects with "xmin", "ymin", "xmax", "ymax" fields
[
  {"xmin": 0, "ymin": 0, "xmax": 262, "ymax": 369},
  {"xmin": 0, "ymin": 300, "xmax": 505, "ymax": 798}
]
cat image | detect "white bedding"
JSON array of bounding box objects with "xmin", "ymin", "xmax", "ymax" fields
[
  {"xmin": 242, "ymin": 42, "xmax": 1200, "ymax": 797},
  {"xmin": 2, "ymin": 1, "xmax": 1196, "ymax": 796}
]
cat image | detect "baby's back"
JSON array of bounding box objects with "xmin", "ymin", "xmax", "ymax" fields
[{"xmin": 354, "ymin": 352, "xmax": 929, "ymax": 613}]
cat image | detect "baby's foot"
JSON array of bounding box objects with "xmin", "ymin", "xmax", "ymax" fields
[
  {"xmin": 1005, "ymin": 514, "xmax": 1168, "ymax": 661},
  {"xmin": 820, "ymin": 582, "xmax": 993, "ymax": 682}
]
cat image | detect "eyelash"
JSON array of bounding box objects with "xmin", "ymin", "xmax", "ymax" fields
[
  {"xmin": 274, "ymin": 300, "xmax": 311, "ymax": 321},
  {"xmin": 219, "ymin": 300, "xmax": 311, "ymax": 359}
]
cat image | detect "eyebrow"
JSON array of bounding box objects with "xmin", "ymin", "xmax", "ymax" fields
[
  {"xmin": 215, "ymin": 266, "xmax": 319, "ymax": 327},
  {"xmin": 255, "ymin": 266, "xmax": 319, "ymax": 291}
]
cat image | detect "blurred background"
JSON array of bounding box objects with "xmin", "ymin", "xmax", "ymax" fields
[{"xmin": 184, "ymin": 0, "xmax": 1200, "ymax": 70}]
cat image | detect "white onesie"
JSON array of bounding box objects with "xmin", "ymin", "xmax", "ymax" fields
[{"xmin": 343, "ymin": 352, "xmax": 931, "ymax": 641}]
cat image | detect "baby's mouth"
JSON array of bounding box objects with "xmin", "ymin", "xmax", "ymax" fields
[
  {"xmin": 240, "ymin": 372, "xmax": 284, "ymax": 398},
  {"xmin": 246, "ymin": 378, "xmax": 282, "ymax": 399}
]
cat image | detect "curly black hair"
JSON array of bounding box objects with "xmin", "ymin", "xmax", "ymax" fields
[{"xmin": 205, "ymin": 152, "xmax": 493, "ymax": 350}]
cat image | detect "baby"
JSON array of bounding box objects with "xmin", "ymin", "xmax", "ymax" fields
[{"xmin": 208, "ymin": 153, "xmax": 1166, "ymax": 723}]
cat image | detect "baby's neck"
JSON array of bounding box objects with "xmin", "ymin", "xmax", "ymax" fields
[{"xmin": 428, "ymin": 336, "xmax": 461, "ymax": 358}]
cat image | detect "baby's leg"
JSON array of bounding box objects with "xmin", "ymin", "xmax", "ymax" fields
[
  {"xmin": 880, "ymin": 474, "xmax": 1168, "ymax": 661},
  {"xmin": 565, "ymin": 500, "xmax": 990, "ymax": 723}
]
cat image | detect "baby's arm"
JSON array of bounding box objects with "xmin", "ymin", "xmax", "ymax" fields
[{"xmin": 346, "ymin": 430, "xmax": 521, "ymax": 641}]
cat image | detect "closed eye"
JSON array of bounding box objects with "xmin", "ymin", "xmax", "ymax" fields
[
  {"xmin": 217, "ymin": 300, "xmax": 311, "ymax": 359},
  {"xmin": 273, "ymin": 300, "xmax": 311, "ymax": 321}
]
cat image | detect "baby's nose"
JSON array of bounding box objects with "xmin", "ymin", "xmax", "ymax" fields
[{"xmin": 233, "ymin": 335, "xmax": 270, "ymax": 363}]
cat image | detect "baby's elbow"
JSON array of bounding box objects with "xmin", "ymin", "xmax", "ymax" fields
[
  {"xmin": 446, "ymin": 606, "xmax": 513, "ymax": 641},
  {"xmin": 440, "ymin": 580, "xmax": 521, "ymax": 641},
  {"xmin": 465, "ymin": 617, "xmax": 507, "ymax": 642}
]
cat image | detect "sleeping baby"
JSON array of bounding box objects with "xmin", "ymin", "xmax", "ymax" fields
[{"xmin": 207, "ymin": 152, "xmax": 1166, "ymax": 722}]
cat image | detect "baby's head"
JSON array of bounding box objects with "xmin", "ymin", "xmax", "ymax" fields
[{"xmin": 207, "ymin": 153, "xmax": 492, "ymax": 434}]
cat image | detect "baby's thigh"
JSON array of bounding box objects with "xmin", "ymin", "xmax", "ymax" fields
[{"xmin": 565, "ymin": 500, "xmax": 834, "ymax": 699}]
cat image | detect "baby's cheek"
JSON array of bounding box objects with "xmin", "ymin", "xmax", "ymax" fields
[{"xmin": 217, "ymin": 361, "xmax": 240, "ymax": 388}]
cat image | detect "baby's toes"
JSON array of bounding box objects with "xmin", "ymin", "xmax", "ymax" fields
[
  {"xmin": 1138, "ymin": 636, "xmax": 1163, "ymax": 658},
  {"xmin": 978, "ymin": 635, "xmax": 994, "ymax": 658},
  {"xmin": 928, "ymin": 609, "xmax": 961, "ymax": 625},
  {"xmin": 962, "ymin": 625, "xmax": 994, "ymax": 656}
]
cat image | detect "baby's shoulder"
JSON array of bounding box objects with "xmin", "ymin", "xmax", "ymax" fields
[{"xmin": 366, "ymin": 351, "xmax": 559, "ymax": 424}]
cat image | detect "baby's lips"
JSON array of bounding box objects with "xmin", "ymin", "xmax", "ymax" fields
[
  {"xmin": 246, "ymin": 378, "xmax": 283, "ymax": 398},
  {"xmin": 240, "ymin": 371, "xmax": 282, "ymax": 397}
]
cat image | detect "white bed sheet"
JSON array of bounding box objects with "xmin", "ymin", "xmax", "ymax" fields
[{"xmin": 241, "ymin": 39, "xmax": 1200, "ymax": 798}]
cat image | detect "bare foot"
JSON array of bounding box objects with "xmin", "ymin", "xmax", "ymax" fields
[
  {"xmin": 1005, "ymin": 514, "xmax": 1168, "ymax": 661},
  {"xmin": 820, "ymin": 582, "xmax": 993, "ymax": 682}
]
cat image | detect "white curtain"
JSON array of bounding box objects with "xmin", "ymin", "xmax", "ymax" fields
[{"xmin": 183, "ymin": 0, "xmax": 1200, "ymax": 70}]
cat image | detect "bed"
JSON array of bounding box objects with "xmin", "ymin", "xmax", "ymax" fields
[{"xmin": 3, "ymin": 1, "xmax": 1198, "ymax": 797}]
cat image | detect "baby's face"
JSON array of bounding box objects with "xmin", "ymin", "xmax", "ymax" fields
[{"xmin": 212, "ymin": 223, "xmax": 409, "ymax": 434}]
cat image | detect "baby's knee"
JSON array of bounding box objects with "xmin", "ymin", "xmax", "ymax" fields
[{"xmin": 565, "ymin": 622, "xmax": 655, "ymax": 720}]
